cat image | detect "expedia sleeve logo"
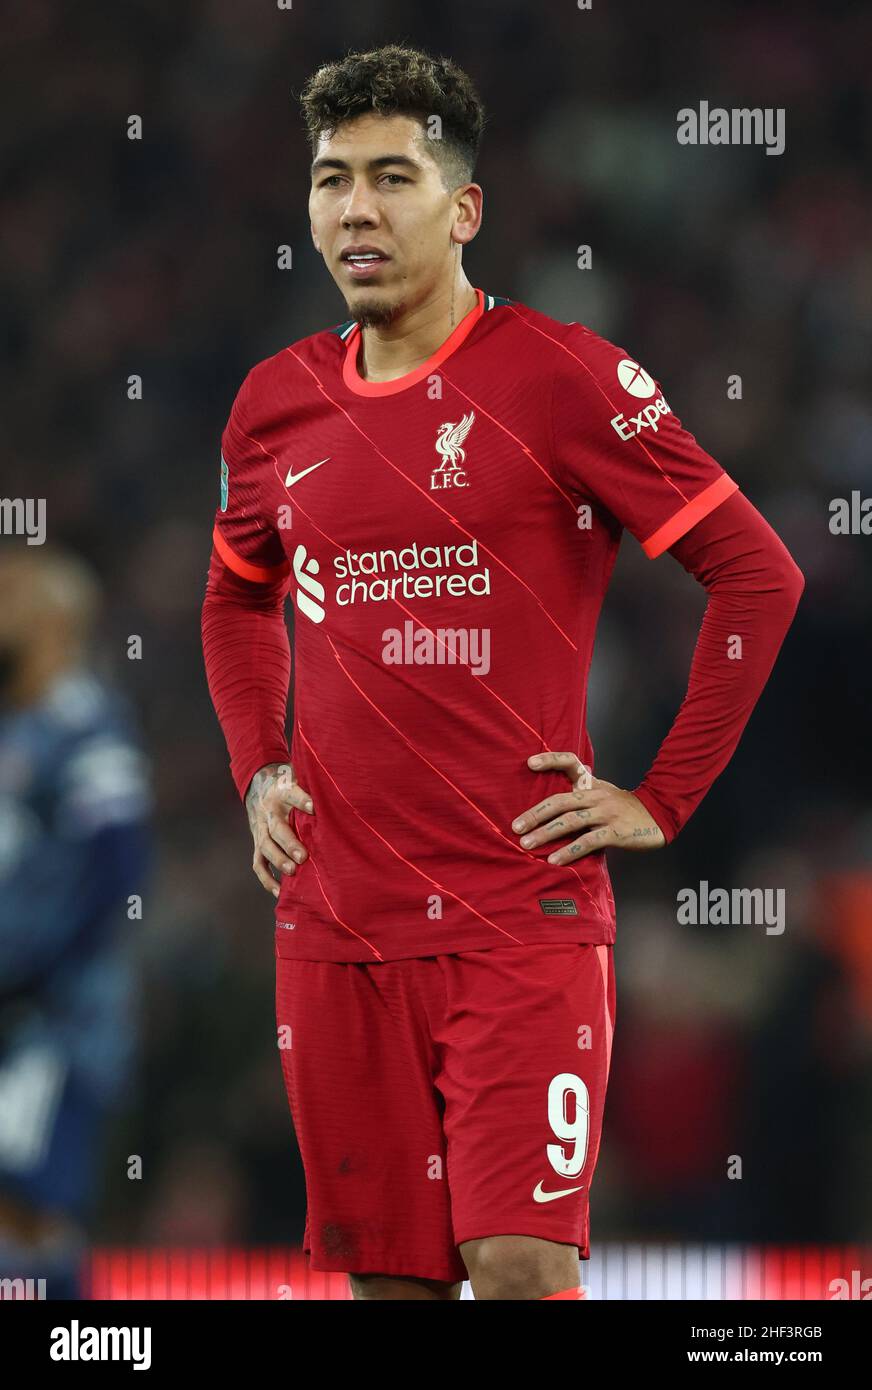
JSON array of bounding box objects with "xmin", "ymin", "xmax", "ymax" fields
[
  {"xmin": 610, "ymin": 358, "xmax": 672, "ymax": 440},
  {"xmin": 616, "ymin": 359, "xmax": 656, "ymax": 397}
]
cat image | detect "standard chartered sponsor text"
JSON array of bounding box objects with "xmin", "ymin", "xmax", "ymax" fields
[{"xmin": 333, "ymin": 538, "xmax": 490, "ymax": 605}]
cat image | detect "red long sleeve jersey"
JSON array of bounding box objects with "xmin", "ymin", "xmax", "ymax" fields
[{"xmin": 205, "ymin": 288, "xmax": 790, "ymax": 962}]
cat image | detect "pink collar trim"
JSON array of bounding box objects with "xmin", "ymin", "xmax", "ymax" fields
[{"xmin": 342, "ymin": 288, "xmax": 485, "ymax": 396}]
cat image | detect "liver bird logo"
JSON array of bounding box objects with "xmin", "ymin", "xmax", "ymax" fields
[{"xmin": 434, "ymin": 411, "xmax": 475, "ymax": 467}]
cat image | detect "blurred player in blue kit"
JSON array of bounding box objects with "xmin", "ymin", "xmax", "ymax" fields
[{"xmin": 0, "ymin": 549, "xmax": 151, "ymax": 1299}]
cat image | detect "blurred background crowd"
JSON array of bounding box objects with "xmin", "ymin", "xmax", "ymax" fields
[{"xmin": 1, "ymin": 0, "xmax": 870, "ymax": 1292}]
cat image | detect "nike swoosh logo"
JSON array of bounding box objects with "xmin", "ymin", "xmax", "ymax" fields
[
  {"xmin": 532, "ymin": 1181, "xmax": 585, "ymax": 1204},
  {"xmin": 284, "ymin": 457, "xmax": 330, "ymax": 487}
]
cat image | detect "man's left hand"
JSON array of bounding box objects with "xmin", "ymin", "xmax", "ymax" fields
[{"xmin": 511, "ymin": 750, "xmax": 666, "ymax": 863}]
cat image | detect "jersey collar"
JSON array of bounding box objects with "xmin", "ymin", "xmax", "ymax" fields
[{"xmin": 341, "ymin": 288, "xmax": 485, "ymax": 397}]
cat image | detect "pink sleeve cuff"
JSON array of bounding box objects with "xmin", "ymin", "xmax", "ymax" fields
[{"xmin": 642, "ymin": 475, "xmax": 740, "ymax": 558}]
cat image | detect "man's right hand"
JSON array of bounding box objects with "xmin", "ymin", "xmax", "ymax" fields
[{"xmin": 245, "ymin": 762, "xmax": 314, "ymax": 897}]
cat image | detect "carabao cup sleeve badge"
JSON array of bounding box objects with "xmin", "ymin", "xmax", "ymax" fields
[{"xmin": 220, "ymin": 454, "xmax": 229, "ymax": 511}]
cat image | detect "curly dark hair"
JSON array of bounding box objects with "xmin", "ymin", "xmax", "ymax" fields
[{"xmin": 300, "ymin": 44, "xmax": 486, "ymax": 190}]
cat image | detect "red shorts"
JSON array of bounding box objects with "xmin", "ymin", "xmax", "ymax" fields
[{"xmin": 275, "ymin": 939, "xmax": 616, "ymax": 1284}]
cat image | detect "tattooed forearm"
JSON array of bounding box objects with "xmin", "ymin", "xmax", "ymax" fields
[{"xmin": 246, "ymin": 762, "xmax": 291, "ymax": 827}]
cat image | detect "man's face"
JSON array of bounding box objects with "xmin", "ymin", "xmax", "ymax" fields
[{"xmin": 309, "ymin": 112, "xmax": 481, "ymax": 326}]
